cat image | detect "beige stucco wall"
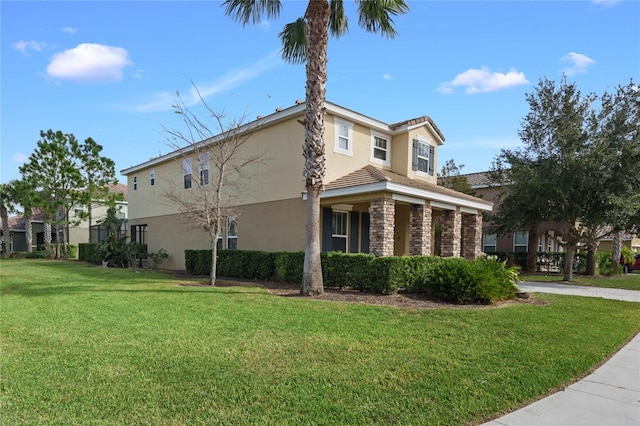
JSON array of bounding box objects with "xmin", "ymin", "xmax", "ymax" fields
[
  {"xmin": 130, "ymin": 197, "xmax": 306, "ymax": 270},
  {"xmin": 126, "ymin": 108, "xmax": 445, "ymax": 221}
]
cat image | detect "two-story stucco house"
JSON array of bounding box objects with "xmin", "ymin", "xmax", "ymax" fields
[{"xmin": 121, "ymin": 101, "xmax": 493, "ymax": 270}]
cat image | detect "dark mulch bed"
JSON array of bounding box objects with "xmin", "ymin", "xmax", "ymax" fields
[{"xmin": 175, "ymin": 273, "xmax": 546, "ymax": 310}]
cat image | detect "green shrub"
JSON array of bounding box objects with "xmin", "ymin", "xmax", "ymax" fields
[
  {"xmin": 275, "ymin": 252, "xmax": 305, "ymax": 283},
  {"xmin": 148, "ymin": 248, "xmax": 169, "ymax": 268},
  {"xmin": 323, "ymin": 252, "xmax": 375, "ymax": 289},
  {"xmin": 185, "ymin": 250, "xmax": 212, "ymax": 275},
  {"xmin": 423, "ymin": 257, "xmax": 518, "ymax": 304},
  {"xmin": 187, "ymin": 250, "xmax": 277, "ymax": 279},
  {"xmin": 25, "ymin": 250, "xmax": 52, "ymax": 259},
  {"xmin": 97, "ymin": 237, "xmax": 139, "ymax": 268},
  {"xmin": 79, "ymin": 243, "xmax": 102, "ymax": 264}
]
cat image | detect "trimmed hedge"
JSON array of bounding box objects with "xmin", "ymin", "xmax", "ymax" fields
[{"xmin": 185, "ymin": 249, "xmax": 519, "ymax": 304}]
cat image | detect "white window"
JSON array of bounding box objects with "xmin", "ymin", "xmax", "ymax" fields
[
  {"xmin": 370, "ymin": 131, "xmax": 391, "ymax": 166},
  {"xmin": 74, "ymin": 208, "xmax": 83, "ymax": 217},
  {"xmin": 150, "ymin": 170, "xmax": 155, "ymax": 186},
  {"xmin": 483, "ymin": 233, "xmax": 497, "ymax": 253},
  {"xmin": 514, "ymin": 231, "xmax": 528, "ymax": 253},
  {"xmin": 227, "ymin": 216, "xmax": 237, "ymax": 249},
  {"xmin": 199, "ymin": 153, "xmax": 210, "ymax": 186},
  {"xmin": 334, "ymin": 119, "xmax": 353, "ymax": 156},
  {"xmin": 332, "ymin": 211, "xmax": 348, "ymax": 252},
  {"xmin": 133, "ymin": 176, "xmax": 137, "ymax": 191},
  {"xmin": 183, "ymin": 158, "xmax": 192, "ymax": 189}
]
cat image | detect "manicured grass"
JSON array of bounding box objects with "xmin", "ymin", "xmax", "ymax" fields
[
  {"xmin": 2, "ymin": 259, "xmax": 639, "ymax": 425},
  {"xmin": 520, "ymin": 271, "xmax": 640, "ymax": 290}
]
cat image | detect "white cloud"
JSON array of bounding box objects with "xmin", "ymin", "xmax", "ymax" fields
[
  {"xmin": 382, "ymin": 73, "xmax": 394, "ymax": 80},
  {"xmin": 258, "ymin": 21, "xmax": 270, "ymax": 31},
  {"xmin": 46, "ymin": 43, "xmax": 133, "ymax": 83},
  {"xmin": 13, "ymin": 40, "xmax": 47, "ymax": 55},
  {"xmin": 134, "ymin": 51, "xmax": 281, "ymax": 113},
  {"xmin": 561, "ymin": 52, "xmax": 595, "ymax": 76},
  {"xmin": 61, "ymin": 26, "xmax": 78, "ymax": 34},
  {"xmin": 13, "ymin": 153, "xmax": 28, "ymax": 164},
  {"xmin": 438, "ymin": 67, "xmax": 529, "ymax": 95}
]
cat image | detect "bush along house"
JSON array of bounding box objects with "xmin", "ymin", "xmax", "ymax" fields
[{"xmin": 121, "ymin": 101, "xmax": 493, "ymax": 270}]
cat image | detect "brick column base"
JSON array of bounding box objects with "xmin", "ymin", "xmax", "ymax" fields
[
  {"xmin": 441, "ymin": 207, "xmax": 461, "ymax": 257},
  {"xmin": 409, "ymin": 204, "xmax": 432, "ymax": 256},
  {"xmin": 369, "ymin": 198, "xmax": 395, "ymax": 256},
  {"xmin": 462, "ymin": 213, "xmax": 483, "ymax": 259}
]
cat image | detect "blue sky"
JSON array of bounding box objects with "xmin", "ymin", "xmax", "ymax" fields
[{"xmin": 2, "ymin": 0, "xmax": 639, "ymax": 185}]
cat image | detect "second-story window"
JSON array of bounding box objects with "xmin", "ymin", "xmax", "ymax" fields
[
  {"xmin": 133, "ymin": 176, "xmax": 138, "ymax": 191},
  {"xmin": 199, "ymin": 153, "xmax": 210, "ymax": 186},
  {"xmin": 334, "ymin": 119, "xmax": 353, "ymax": 156},
  {"xmin": 370, "ymin": 131, "xmax": 391, "ymax": 166},
  {"xmin": 227, "ymin": 216, "xmax": 237, "ymax": 249},
  {"xmin": 183, "ymin": 158, "xmax": 192, "ymax": 189},
  {"xmin": 150, "ymin": 170, "xmax": 155, "ymax": 186},
  {"xmin": 412, "ymin": 139, "xmax": 435, "ymax": 176}
]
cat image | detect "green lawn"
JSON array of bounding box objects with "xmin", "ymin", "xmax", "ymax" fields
[
  {"xmin": 520, "ymin": 271, "xmax": 640, "ymax": 290},
  {"xmin": 2, "ymin": 259, "xmax": 639, "ymax": 425}
]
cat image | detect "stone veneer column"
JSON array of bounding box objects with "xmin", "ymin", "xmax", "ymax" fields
[
  {"xmin": 440, "ymin": 207, "xmax": 462, "ymax": 257},
  {"xmin": 409, "ymin": 204, "xmax": 432, "ymax": 256},
  {"xmin": 369, "ymin": 197, "xmax": 395, "ymax": 256},
  {"xmin": 462, "ymin": 213, "xmax": 483, "ymax": 259}
]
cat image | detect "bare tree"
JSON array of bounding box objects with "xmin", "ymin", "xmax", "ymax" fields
[{"xmin": 162, "ymin": 88, "xmax": 262, "ymax": 285}]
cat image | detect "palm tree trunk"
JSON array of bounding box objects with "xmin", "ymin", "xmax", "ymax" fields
[
  {"xmin": 25, "ymin": 211, "xmax": 33, "ymax": 253},
  {"xmin": 301, "ymin": 0, "xmax": 330, "ymax": 296},
  {"xmin": 1, "ymin": 203, "xmax": 9, "ymax": 258}
]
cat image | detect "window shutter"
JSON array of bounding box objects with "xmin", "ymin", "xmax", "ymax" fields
[
  {"xmin": 428, "ymin": 145, "xmax": 435, "ymax": 176},
  {"xmin": 411, "ymin": 139, "xmax": 419, "ymax": 171},
  {"xmin": 349, "ymin": 212, "xmax": 360, "ymax": 253},
  {"xmin": 321, "ymin": 208, "xmax": 333, "ymax": 252},
  {"xmin": 360, "ymin": 213, "xmax": 370, "ymax": 254}
]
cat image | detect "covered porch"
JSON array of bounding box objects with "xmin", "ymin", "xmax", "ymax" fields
[{"xmin": 318, "ymin": 166, "xmax": 493, "ymax": 259}]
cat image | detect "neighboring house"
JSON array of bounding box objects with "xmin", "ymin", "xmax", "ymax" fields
[
  {"xmin": 463, "ymin": 171, "xmax": 567, "ymax": 255},
  {"xmin": 463, "ymin": 171, "xmax": 640, "ymax": 257},
  {"xmin": 598, "ymin": 233, "xmax": 640, "ymax": 254},
  {"xmin": 121, "ymin": 100, "xmax": 493, "ymax": 270},
  {"xmin": 6, "ymin": 184, "xmax": 128, "ymax": 253}
]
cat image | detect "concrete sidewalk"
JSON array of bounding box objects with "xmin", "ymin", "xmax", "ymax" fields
[
  {"xmin": 482, "ymin": 283, "xmax": 640, "ymax": 426},
  {"xmin": 518, "ymin": 281, "xmax": 640, "ymax": 302}
]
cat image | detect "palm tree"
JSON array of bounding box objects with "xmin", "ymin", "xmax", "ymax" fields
[
  {"xmin": 223, "ymin": 0, "xmax": 409, "ymax": 296},
  {"xmin": 0, "ymin": 183, "xmax": 11, "ymax": 257}
]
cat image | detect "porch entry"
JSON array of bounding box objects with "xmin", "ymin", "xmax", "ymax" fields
[{"xmin": 321, "ymin": 207, "xmax": 370, "ymax": 254}]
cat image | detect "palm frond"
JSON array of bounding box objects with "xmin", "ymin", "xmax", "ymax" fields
[
  {"xmin": 329, "ymin": 0, "xmax": 348, "ymax": 38},
  {"xmin": 356, "ymin": 0, "xmax": 409, "ymax": 38},
  {"xmin": 279, "ymin": 18, "xmax": 307, "ymax": 64},
  {"xmin": 222, "ymin": 0, "xmax": 281, "ymax": 26}
]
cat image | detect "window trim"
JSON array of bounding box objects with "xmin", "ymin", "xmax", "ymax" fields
[
  {"xmin": 331, "ymin": 210, "xmax": 349, "ymax": 253},
  {"xmin": 412, "ymin": 137, "xmax": 435, "ymax": 177},
  {"xmin": 133, "ymin": 176, "xmax": 138, "ymax": 191},
  {"xmin": 227, "ymin": 216, "xmax": 237, "ymax": 249},
  {"xmin": 513, "ymin": 231, "xmax": 528, "ymax": 253},
  {"xmin": 183, "ymin": 158, "xmax": 192, "ymax": 190},
  {"xmin": 370, "ymin": 131, "xmax": 391, "ymax": 166},
  {"xmin": 333, "ymin": 118, "xmax": 354, "ymax": 157},
  {"xmin": 199, "ymin": 153, "xmax": 210, "ymax": 186},
  {"xmin": 483, "ymin": 233, "xmax": 497, "ymax": 253}
]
